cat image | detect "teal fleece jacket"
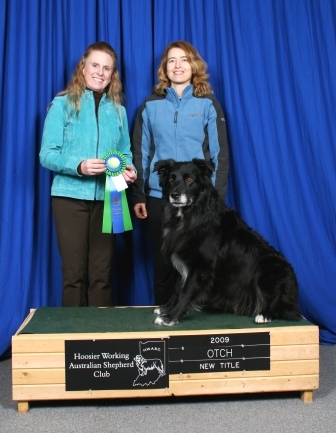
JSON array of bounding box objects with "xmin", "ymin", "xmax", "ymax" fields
[{"xmin": 40, "ymin": 90, "xmax": 133, "ymax": 201}]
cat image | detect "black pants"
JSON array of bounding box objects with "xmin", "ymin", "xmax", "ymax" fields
[
  {"xmin": 52, "ymin": 197, "xmax": 115, "ymax": 307},
  {"xmin": 146, "ymin": 196, "xmax": 177, "ymax": 305}
]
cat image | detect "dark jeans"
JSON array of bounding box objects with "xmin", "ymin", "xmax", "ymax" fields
[
  {"xmin": 52, "ymin": 197, "xmax": 115, "ymax": 307},
  {"xmin": 146, "ymin": 196, "xmax": 177, "ymax": 305}
]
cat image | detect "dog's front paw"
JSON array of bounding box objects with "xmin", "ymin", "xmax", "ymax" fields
[
  {"xmin": 154, "ymin": 307, "xmax": 162, "ymax": 315},
  {"xmin": 154, "ymin": 316, "xmax": 179, "ymax": 326},
  {"xmin": 255, "ymin": 314, "xmax": 272, "ymax": 324}
]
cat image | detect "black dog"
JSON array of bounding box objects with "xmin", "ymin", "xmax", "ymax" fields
[{"xmin": 153, "ymin": 158, "xmax": 301, "ymax": 326}]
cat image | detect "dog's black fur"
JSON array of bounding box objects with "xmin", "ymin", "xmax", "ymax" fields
[{"xmin": 153, "ymin": 158, "xmax": 301, "ymax": 326}]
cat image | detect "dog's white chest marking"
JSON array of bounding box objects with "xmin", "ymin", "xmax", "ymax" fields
[
  {"xmin": 163, "ymin": 228, "xmax": 170, "ymax": 237},
  {"xmin": 176, "ymin": 208, "xmax": 183, "ymax": 218},
  {"xmin": 171, "ymin": 253, "xmax": 188, "ymax": 286}
]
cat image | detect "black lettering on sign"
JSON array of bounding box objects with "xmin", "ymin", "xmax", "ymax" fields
[
  {"xmin": 169, "ymin": 332, "xmax": 270, "ymax": 374},
  {"xmin": 65, "ymin": 338, "xmax": 169, "ymax": 391}
]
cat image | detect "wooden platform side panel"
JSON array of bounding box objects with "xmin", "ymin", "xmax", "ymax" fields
[
  {"xmin": 12, "ymin": 359, "xmax": 319, "ymax": 385},
  {"xmin": 12, "ymin": 326, "xmax": 319, "ymax": 353},
  {"xmin": 11, "ymin": 315, "xmax": 319, "ymax": 411},
  {"xmin": 12, "ymin": 374, "xmax": 319, "ymax": 402},
  {"xmin": 11, "ymin": 343, "xmax": 319, "ymax": 371}
]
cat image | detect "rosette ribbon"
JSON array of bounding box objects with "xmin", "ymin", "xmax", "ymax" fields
[{"xmin": 102, "ymin": 150, "xmax": 133, "ymax": 234}]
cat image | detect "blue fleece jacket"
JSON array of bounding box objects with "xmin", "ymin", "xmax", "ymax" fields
[
  {"xmin": 40, "ymin": 90, "xmax": 133, "ymax": 201},
  {"xmin": 132, "ymin": 85, "xmax": 229, "ymax": 203}
]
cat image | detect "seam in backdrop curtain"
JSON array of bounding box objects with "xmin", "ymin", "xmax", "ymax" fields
[{"xmin": 0, "ymin": 0, "xmax": 335, "ymax": 356}]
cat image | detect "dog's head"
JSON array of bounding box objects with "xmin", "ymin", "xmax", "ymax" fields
[{"xmin": 154, "ymin": 158, "xmax": 214, "ymax": 207}]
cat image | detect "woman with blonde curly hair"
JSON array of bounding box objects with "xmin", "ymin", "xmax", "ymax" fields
[
  {"xmin": 155, "ymin": 40, "xmax": 213, "ymax": 97},
  {"xmin": 40, "ymin": 42, "xmax": 136, "ymax": 307},
  {"xmin": 132, "ymin": 40, "xmax": 229, "ymax": 307}
]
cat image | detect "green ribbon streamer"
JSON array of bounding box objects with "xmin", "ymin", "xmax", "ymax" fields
[
  {"xmin": 121, "ymin": 189, "xmax": 133, "ymax": 231},
  {"xmin": 102, "ymin": 176, "xmax": 112, "ymax": 233}
]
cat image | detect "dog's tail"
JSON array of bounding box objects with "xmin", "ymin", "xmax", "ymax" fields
[
  {"xmin": 256, "ymin": 257, "xmax": 302, "ymax": 321},
  {"xmin": 279, "ymin": 301, "xmax": 302, "ymax": 321},
  {"xmin": 273, "ymin": 280, "xmax": 302, "ymax": 321}
]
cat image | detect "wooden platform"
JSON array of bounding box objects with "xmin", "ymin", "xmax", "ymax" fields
[{"xmin": 12, "ymin": 307, "xmax": 319, "ymax": 413}]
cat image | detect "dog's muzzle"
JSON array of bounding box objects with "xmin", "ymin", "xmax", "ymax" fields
[{"xmin": 169, "ymin": 192, "xmax": 192, "ymax": 207}]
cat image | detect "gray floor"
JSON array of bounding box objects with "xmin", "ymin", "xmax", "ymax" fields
[{"xmin": 1, "ymin": 345, "xmax": 335, "ymax": 433}]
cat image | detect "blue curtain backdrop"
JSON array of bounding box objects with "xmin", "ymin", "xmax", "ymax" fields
[{"xmin": 0, "ymin": 0, "xmax": 335, "ymax": 356}]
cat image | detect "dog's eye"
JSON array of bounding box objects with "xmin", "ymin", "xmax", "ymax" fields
[
  {"xmin": 168, "ymin": 178, "xmax": 174, "ymax": 184},
  {"xmin": 186, "ymin": 177, "xmax": 193, "ymax": 183}
]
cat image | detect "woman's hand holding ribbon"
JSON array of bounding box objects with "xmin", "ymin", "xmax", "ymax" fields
[
  {"xmin": 122, "ymin": 165, "xmax": 137, "ymax": 183},
  {"xmin": 79, "ymin": 159, "xmax": 106, "ymax": 175}
]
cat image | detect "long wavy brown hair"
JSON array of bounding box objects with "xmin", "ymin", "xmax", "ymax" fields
[
  {"xmin": 59, "ymin": 42, "xmax": 123, "ymax": 115},
  {"xmin": 155, "ymin": 41, "xmax": 213, "ymax": 97}
]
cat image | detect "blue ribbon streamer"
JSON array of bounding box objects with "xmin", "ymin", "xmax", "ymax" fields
[{"xmin": 108, "ymin": 176, "xmax": 125, "ymax": 234}]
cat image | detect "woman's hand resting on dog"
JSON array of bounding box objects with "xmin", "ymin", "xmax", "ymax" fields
[{"xmin": 134, "ymin": 203, "xmax": 147, "ymax": 219}]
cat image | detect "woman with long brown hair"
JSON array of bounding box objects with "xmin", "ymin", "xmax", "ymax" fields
[
  {"xmin": 132, "ymin": 40, "xmax": 229, "ymax": 307},
  {"xmin": 40, "ymin": 42, "xmax": 136, "ymax": 307}
]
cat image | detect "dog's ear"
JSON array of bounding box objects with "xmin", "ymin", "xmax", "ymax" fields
[
  {"xmin": 153, "ymin": 158, "xmax": 175, "ymax": 175},
  {"xmin": 153, "ymin": 159, "xmax": 176, "ymax": 188},
  {"xmin": 191, "ymin": 159, "xmax": 214, "ymax": 178},
  {"xmin": 154, "ymin": 159, "xmax": 175, "ymax": 175}
]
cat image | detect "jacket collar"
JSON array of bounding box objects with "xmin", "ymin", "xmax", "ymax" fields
[
  {"xmin": 165, "ymin": 85, "xmax": 194, "ymax": 104},
  {"xmin": 84, "ymin": 88, "xmax": 107, "ymax": 101}
]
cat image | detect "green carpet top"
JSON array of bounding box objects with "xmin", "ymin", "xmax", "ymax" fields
[{"xmin": 19, "ymin": 307, "xmax": 314, "ymax": 335}]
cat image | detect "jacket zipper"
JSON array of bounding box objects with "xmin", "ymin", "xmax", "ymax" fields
[{"xmin": 174, "ymin": 110, "xmax": 178, "ymax": 159}]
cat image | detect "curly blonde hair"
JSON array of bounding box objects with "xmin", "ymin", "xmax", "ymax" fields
[
  {"xmin": 155, "ymin": 41, "xmax": 213, "ymax": 97},
  {"xmin": 59, "ymin": 42, "xmax": 123, "ymax": 115}
]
